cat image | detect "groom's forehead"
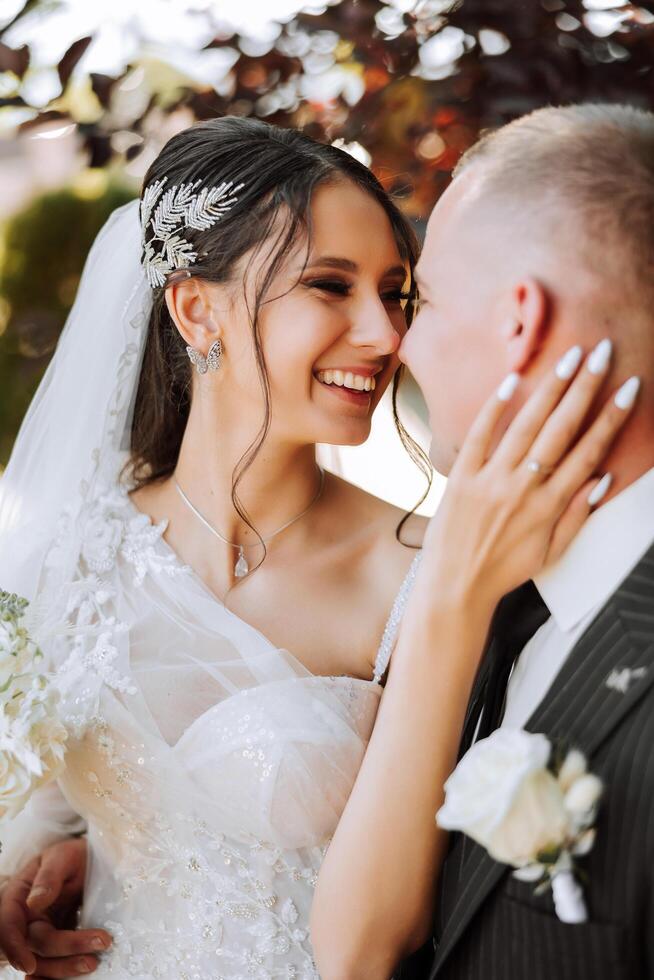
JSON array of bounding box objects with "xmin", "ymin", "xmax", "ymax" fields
[
  {"xmin": 434, "ymin": 170, "xmax": 486, "ymax": 226},
  {"xmin": 423, "ymin": 170, "xmax": 495, "ymax": 261},
  {"xmin": 419, "ymin": 183, "xmax": 470, "ymax": 274}
]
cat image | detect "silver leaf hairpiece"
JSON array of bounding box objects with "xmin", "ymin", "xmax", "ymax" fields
[{"xmin": 140, "ymin": 176, "xmax": 245, "ymax": 288}]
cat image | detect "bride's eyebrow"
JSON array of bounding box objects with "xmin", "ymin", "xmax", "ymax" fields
[{"xmin": 305, "ymin": 256, "xmax": 407, "ymax": 278}]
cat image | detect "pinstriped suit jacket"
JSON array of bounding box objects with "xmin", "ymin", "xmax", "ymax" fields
[{"xmin": 400, "ymin": 540, "xmax": 654, "ymax": 980}]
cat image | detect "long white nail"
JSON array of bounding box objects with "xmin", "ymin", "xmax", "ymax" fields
[
  {"xmin": 614, "ymin": 376, "xmax": 641, "ymax": 410},
  {"xmin": 587, "ymin": 338, "xmax": 613, "ymax": 375},
  {"xmin": 588, "ymin": 473, "xmax": 612, "ymax": 507},
  {"xmin": 497, "ymin": 372, "xmax": 520, "ymax": 402},
  {"xmin": 556, "ymin": 345, "xmax": 584, "ymax": 381}
]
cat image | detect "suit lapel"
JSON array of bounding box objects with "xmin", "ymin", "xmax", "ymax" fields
[
  {"xmin": 432, "ymin": 543, "xmax": 654, "ymax": 976},
  {"xmin": 526, "ymin": 552, "xmax": 654, "ymax": 755}
]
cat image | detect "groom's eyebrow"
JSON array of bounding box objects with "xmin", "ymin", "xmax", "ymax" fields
[{"xmin": 306, "ymin": 256, "xmax": 407, "ymax": 278}]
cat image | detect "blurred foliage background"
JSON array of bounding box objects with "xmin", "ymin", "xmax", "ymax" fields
[{"xmin": 0, "ymin": 0, "xmax": 653, "ymax": 486}]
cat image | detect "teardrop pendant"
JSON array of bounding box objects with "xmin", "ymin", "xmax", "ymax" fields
[{"xmin": 234, "ymin": 548, "xmax": 249, "ymax": 578}]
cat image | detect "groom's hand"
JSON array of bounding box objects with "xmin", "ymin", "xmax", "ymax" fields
[{"xmin": 0, "ymin": 838, "xmax": 112, "ymax": 976}]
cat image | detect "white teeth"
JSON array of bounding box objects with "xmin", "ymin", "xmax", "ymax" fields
[{"xmin": 316, "ymin": 370, "xmax": 377, "ymax": 392}]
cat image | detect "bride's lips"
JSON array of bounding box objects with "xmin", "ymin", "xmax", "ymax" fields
[
  {"xmin": 313, "ymin": 365, "xmax": 382, "ymax": 410},
  {"xmin": 316, "ymin": 380, "xmax": 372, "ymax": 407}
]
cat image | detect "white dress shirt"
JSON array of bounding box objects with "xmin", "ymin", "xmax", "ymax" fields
[{"xmin": 501, "ymin": 467, "xmax": 654, "ymax": 730}]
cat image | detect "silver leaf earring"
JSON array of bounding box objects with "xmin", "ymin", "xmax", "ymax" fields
[{"xmin": 186, "ymin": 339, "xmax": 223, "ymax": 375}]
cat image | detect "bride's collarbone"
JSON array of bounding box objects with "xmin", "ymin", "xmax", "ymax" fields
[
  {"xmin": 222, "ymin": 525, "xmax": 424, "ymax": 680},
  {"xmin": 128, "ymin": 480, "xmax": 424, "ymax": 679}
]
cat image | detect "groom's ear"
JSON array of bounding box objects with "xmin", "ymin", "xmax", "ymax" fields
[{"xmin": 501, "ymin": 277, "xmax": 549, "ymax": 373}]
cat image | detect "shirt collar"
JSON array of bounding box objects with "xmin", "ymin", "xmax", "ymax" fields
[{"xmin": 535, "ymin": 467, "xmax": 654, "ymax": 633}]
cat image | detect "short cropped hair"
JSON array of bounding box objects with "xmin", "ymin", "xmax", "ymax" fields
[{"xmin": 454, "ymin": 103, "xmax": 654, "ymax": 304}]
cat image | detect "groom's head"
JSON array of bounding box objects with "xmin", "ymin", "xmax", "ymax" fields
[{"xmin": 401, "ymin": 103, "xmax": 654, "ymax": 476}]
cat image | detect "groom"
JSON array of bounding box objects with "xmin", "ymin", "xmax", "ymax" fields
[{"xmin": 399, "ymin": 102, "xmax": 654, "ymax": 978}]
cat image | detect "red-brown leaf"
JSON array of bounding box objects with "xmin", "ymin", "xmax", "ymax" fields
[{"xmin": 58, "ymin": 36, "xmax": 93, "ymax": 89}]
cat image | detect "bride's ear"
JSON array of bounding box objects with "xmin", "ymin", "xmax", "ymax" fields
[
  {"xmin": 501, "ymin": 277, "xmax": 550, "ymax": 373},
  {"xmin": 164, "ymin": 279, "xmax": 224, "ymax": 352}
]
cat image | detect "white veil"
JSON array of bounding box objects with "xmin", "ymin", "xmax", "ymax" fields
[{"xmin": 0, "ymin": 200, "xmax": 151, "ymax": 609}]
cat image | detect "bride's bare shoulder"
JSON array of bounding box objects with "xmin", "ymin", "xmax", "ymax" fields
[{"xmin": 127, "ymin": 479, "xmax": 172, "ymax": 524}]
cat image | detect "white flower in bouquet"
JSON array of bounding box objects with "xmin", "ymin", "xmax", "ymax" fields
[
  {"xmin": 0, "ymin": 612, "xmax": 36, "ymax": 690},
  {"xmin": 0, "ymin": 591, "xmax": 68, "ymax": 819},
  {"xmin": 437, "ymin": 728, "xmax": 603, "ymax": 923}
]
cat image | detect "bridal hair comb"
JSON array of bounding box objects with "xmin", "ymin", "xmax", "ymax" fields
[{"xmin": 140, "ymin": 176, "xmax": 245, "ymax": 288}]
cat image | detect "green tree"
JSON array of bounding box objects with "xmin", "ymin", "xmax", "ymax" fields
[{"xmin": 0, "ymin": 182, "xmax": 134, "ymax": 464}]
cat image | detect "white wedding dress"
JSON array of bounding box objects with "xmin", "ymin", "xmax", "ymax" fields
[{"xmin": 0, "ymin": 482, "xmax": 421, "ymax": 980}]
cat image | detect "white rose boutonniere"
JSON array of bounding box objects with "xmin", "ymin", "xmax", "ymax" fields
[
  {"xmin": 437, "ymin": 728, "xmax": 602, "ymax": 924},
  {"xmin": 0, "ymin": 590, "xmax": 68, "ymax": 820}
]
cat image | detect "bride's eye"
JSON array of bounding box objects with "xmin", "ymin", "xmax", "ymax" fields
[{"xmin": 304, "ymin": 279, "xmax": 352, "ymax": 296}]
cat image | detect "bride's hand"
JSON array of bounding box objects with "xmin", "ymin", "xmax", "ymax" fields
[{"xmin": 422, "ymin": 342, "xmax": 639, "ymax": 615}]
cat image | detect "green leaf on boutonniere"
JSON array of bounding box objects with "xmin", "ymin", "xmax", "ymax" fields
[{"xmin": 536, "ymin": 845, "xmax": 562, "ymax": 866}]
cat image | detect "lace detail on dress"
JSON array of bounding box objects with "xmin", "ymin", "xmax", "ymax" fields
[
  {"xmin": 90, "ymin": 819, "xmax": 324, "ymax": 979},
  {"xmin": 372, "ymin": 552, "xmax": 422, "ymax": 684},
  {"xmin": 70, "ymin": 702, "xmax": 337, "ymax": 979},
  {"xmin": 49, "ymin": 486, "xmax": 191, "ymax": 735},
  {"xmin": 59, "ymin": 628, "xmax": 136, "ymax": 697},
  {"xmin": 80, "ymin": 485, "xmax": 191, "ymax": 585}
]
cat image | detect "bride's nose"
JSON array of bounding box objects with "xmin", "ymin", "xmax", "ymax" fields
[{"xmin": 349, "ymin": 297, "xmax": 401, "ymax": 356}]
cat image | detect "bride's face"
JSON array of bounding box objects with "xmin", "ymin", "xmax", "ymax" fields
[{"xmin": 195, "ymin": 180, "xmax": 412, "ymax": 449}]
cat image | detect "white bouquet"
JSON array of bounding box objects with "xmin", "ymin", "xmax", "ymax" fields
[
  {"xmin": 0, "ymin": 590, "xmax": 67, "ymax": 820},
  {"xmin": 437, "ymin": 728, "xmax": 602, "ymax": 923}
]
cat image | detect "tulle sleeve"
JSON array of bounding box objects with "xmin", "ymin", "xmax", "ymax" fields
[{"xmin": 0, "ymin": 780, "xmax": 86, "ymax": 883}]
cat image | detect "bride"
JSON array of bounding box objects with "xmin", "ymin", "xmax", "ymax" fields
[{"xmin": 0, "ymin": 117, "xmax": 629, "ymax": 979}]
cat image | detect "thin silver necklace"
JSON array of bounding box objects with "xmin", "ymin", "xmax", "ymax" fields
[{"xmin": 173, "ymin": 466, "xmax": 325, "ymax": 579}]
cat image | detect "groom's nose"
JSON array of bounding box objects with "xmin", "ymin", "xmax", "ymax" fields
[{"xmin": 397, "ymin": 325, "xmax": 414, "ymax": 367}]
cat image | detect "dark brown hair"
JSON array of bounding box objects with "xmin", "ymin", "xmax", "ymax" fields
[{"xmin": 128, "ymin": 116, "xmax": 430, "ymax": 545}]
